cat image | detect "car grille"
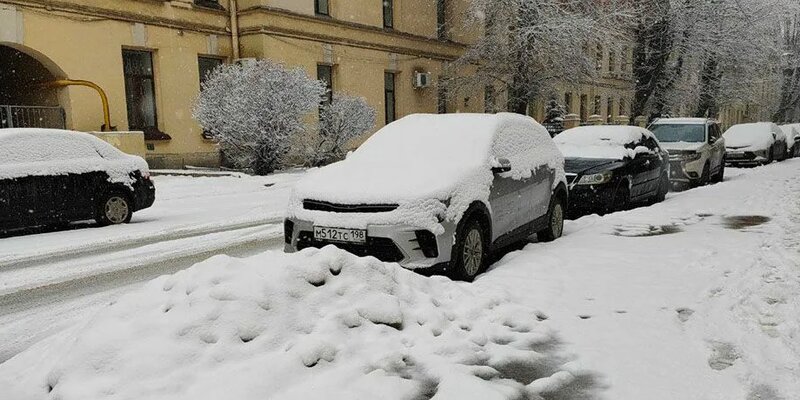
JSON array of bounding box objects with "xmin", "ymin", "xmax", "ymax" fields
[
  {"xmin": 303, "ymin": 199, "xmax": 398, "ymax": 213},
  {"xmin": 296, "ymin": 231, "xmax": 405, "ymax": 262}
]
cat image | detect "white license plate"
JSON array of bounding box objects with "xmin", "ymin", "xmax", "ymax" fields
[{"xmin": 313, "ymin": 226, "xmax": 367, "ymax": 243}]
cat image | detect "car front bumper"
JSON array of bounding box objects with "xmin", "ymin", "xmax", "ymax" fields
[
  {"xmin": 668, "ymin": 157, "xmax": 704, "ymax": 183},
  {"xmin": 133, "ymin": 179, "xmax": 156, "ymax": 211},
  {"xmin": 284, "ymin": 218, "xmax": 457, "ymax": 270},
  {"xmin": 567, "ymin": 183, "xmax": 616, "ymax": 212},
  {"xmin": 725, "ymin": 150, "xmax": 768, "ymax": 165}
]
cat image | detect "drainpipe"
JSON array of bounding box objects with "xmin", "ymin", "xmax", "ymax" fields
[
  {"xmin": 47, "ymin": 79, "xmax": 112, "ymax": 131},
  {"xmin": 230, "ymin": 0, "xmax": 240, "ymax": 59}
]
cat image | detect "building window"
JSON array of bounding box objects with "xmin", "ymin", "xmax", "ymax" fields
[
  {"xmin": 621, "ymin": 46, "xmax": 629, "ymax": 73},
  {"xmin": 606, "ymin": 97, "xmax": 613, "ymax": 122},
  {"xmin": 122, "ymin": 49, "xmax": 158, "ymax": 133},
  {"xmin": 608, "ymin": 50, "xmax": 616, "ymax": 73},
  {"xmin": 315, "ymin": 0, "xmax": 329, "ymax": 16},
  {"xmin": 564, "ymin": 92, "xmax": 573, "ymax": 114},
  {"xmin": 580, "ymin": 94, "xmax": 588, "ymax": 121},
  {"xmin": 383, "ymin": 0, "xmax": 393, "ymax": 29},
  {"xmin": 384, "ymin": 72, "xmax": 396, "ymax": 124},
  {"xmin": 484, "ymin": 85, "xmax": 496, "ymax": 113},
  {"xmin": 317, "ymin": 64, "xmax": 333, "ymax": 105},
  {"xmin": 437, "ymin": 0, "xmax": 447, "ymax": 40},
  {"xmin": 198, "ymin": 56, "xmax": 223, "ymax": 88},
  {"xmin": 594, "ymin": 95, "xmax": 601, "ymax": 115},
  {"xmin": 194, "ymin": 0, "xmax": 224, "ymax": 10},
  {"xmin": 596, "ymin": 44, "xmax": 603, "ymax": 71}
]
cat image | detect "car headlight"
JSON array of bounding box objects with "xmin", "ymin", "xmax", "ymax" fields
[
  {"xmin": 682, "ymin": 152, "xmax": 702, "ymax": 161},
  {"xmin": 576, "ymin": 171, "xmax": 613, "ymax": 185}
]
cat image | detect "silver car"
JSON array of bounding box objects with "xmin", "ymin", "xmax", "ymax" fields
[{"xmin": 284, "ymin": 113, "xmax": 568, "ymax": 281}]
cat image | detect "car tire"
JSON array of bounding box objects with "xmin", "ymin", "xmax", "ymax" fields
[
  {"xmin": 538, "ymin": 194, "xmax": 565, "ymax": 243},
  {"xmin": 609, "ymin": 182, "xmax": 630, "ymax": 213},
  {"xmin": 96, "ymin": 192, "xmax": 133, "ymax": 226},
  {"xmin": 712, "ymin": 160, "xmax": 725, "ymax": 183},
  {"xmin": 698, "ymin": 163, "xmax": 710, "ymax": 186},
  {"xmin": 450, "ymin": 216, "xmax": 488, "ymax": 282},
  {"xmin": 654, "ymin": 173, "xmax": 670, "ymax": 203}
]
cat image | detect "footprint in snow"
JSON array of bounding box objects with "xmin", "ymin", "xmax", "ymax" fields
[
  {"xmin": 676, "ymin": 308, "xmax": 695, "ymax": 322},
  {"xmin": 708, "ymin": 341, "xmax": 740, "ymax": 370}
]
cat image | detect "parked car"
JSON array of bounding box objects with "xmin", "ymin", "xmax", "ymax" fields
[
  {"xmin": 724, "ymin": 122, "xmax": 788, "ymax": 166},
  {"xmin": 285, "ymin": 113, "xmax": 568, "ymax": 281},
  {"xmin": 648, "ymin": 118, "xmax": 726, "ymax": 186},
  {"xmin": 0, "ymin": 129, "xmax": 155, "ymax": 233},
  {"xmin": 554, "ymin": 125, "xmax": 669, "ymax": 215},
  {"xmin": 778, "ymin": 124, "xmax": 800, "ymax": 158}
]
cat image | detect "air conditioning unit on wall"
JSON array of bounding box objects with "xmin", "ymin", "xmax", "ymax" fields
[{"xmin": 413, "ymin": 72, "xmax": 432, "ymax": 89}]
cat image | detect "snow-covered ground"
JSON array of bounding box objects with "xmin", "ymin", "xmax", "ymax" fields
[
  {"xmin": 0, "ymin": 160, "xmax": 798, "ymax": 399},
  {"xmin": 0, "ymin": 170, "xmax": 303, "ymax": 361}
]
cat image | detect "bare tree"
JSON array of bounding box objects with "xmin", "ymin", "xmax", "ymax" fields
[
  {"xmin": 775, "ymin": 13, "xmax": 800, "ymax": 122},
  {"xmin": 303, "ymin": 95, "xmax": 376, "ymax": 167},
  {"xmin": 193, "ymin": 60, "xmax": 325, "ymax": 175},
  {"xmin": 447, "ymin": 0, "xmax": 632, "ymax": 115}
]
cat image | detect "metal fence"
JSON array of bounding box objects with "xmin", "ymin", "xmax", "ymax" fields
[{"xmin": 0, "ymin": 105, "xmax": 66, "ymax": 129}]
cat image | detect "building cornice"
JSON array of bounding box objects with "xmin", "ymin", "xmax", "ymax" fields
[
  {"xmin": 2, "ymin": 0, "xmax": 230, "ymax": 35},
  {"xmin": 237, "ymin": 5, "xmax": 467, "ymax": 61}
]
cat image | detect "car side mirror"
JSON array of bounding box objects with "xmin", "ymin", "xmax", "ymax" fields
[
  {"xmin": 492, "ymin": 158, "xmax": 512, "ymax": 173},
  {"xmin": 708, "ymin": 136, "xmax": 716, "ymax": 144}
]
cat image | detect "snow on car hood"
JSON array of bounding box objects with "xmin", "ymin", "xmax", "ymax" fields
[
  {"xmin": 723, "ymin": 123, "xmax": 774, "ymax": 151},
  {"xmin": 0, "ymin": 247, "xmax": 584, "ymax": 400},
  {"xmin": 288, "ymin": 113, "xmax": 565, "ymax": 234},
  {"xmin": 0, "ymin": 128, "xmax": 148, "ymax": 186},
  {"xmin": 554, "ymin": 125, "xmax": 653, "ymax": 160},
  {"xmin": 658, "ymin": 141, "xmax": 705, "ymax": 152}
]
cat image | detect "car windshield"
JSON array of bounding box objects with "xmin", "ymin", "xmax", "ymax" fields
[{"xmin": 650, "ymin": 124, "xmax": 706, "ymax": 143}]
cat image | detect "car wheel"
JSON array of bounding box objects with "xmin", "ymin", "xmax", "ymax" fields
[
  {"xmin": 538, "ymin": 195, "xmax": 565, "ymax": 242},
  {"xmin": 96, "ymin": 192, "xmax": 133, "ymax": 226},
  {"xmin": 610, "ymin": 182, "xmax": 630, "ymax": 213},
  {"xmin": 450, "ymin": 217, "xmax": 488, "ymax": 282},
  {"xmin": 713, "ymin": 160, "xmax": 725, "ymax": 183},
  {"xmin": 698, "ymin": 163, "xmax": 710, "ymax": 186},
  {"xmin": 654, "ymin": 173, "xmax": 670, "ymax": 202}
]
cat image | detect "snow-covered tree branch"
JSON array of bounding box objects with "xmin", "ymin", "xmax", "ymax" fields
[
  {"xmin": 303, "ymin": 95, "xmax": 376, "ymax": 167},
  {"xmin": 193, "ymin": 60, "xmax": 326, "ymax": 175}
]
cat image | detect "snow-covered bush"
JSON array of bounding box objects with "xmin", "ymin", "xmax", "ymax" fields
[
  {"xmin": 304, "ymin": 95, "xmax": 376, "ymax": 167},
  {"xmin": 193, "ymin": 60, "xmax": 326, "ymax": 175}
]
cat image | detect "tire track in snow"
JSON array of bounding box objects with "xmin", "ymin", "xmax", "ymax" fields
[{"xmin": 0, "ymin": 216, "xmax": 283, "ymax": 271}]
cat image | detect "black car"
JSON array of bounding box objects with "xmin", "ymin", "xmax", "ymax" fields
[
  {"xmin": 554, "ymin": 126, "xmax": 670, "ymax": 215},
  {"xmin": 0, "ymin": 129, "xmax": 155, "ymax": 233}
]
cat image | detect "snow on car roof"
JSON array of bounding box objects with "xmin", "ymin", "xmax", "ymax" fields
[
  {"xmin": 554, "ymin": 125, "xmax": 653, "ymax": 160},
  {"xmin": 650, "ymin": 117, "xmax": 710, "ymax": 125},
  {"xmin": 0, "ymin": 128, "xmax": 148, "ymax": 184},
  {"xmin": 723, "ymin": 123, "xmax": 776, "ymax": 149}
]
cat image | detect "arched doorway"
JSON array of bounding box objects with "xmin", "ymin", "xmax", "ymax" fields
[{"xmin": 0, "ymin": 43, "xmax": 68, "ymax": 129}]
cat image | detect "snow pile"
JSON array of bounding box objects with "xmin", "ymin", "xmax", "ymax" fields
[
  {"xmin": 288, "ymin": 113, "xmax": 564, "ymax": 234},
  {"xmin": 0, "ymin": 129, "xmax": 149, "ymax": 185},
  {"xmin": 554, "ymin": 125, "xmax": 653, "ymax": 160},
  {"xmin": 0, "ymin": 246, "xmax": 585, "ymax": 400},
  {"xmin": 723, "ymin": 123, "xmax": 777, "ymax": 150}
]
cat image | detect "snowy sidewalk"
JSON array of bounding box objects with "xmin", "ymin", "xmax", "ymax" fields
[{"xmin": 476, "ymin": 159, "xmax": 800, "ymax": 399}]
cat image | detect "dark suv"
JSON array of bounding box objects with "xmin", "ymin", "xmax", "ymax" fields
[{"xmin": 0, "ymin": 129, "xmax": 155, "ymax": 233}]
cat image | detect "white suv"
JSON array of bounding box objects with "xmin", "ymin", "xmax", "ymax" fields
[
  {"xmin": 284, "ymin": 113, "xmax": 568, "ymax": 281},
  {"xmin": 648, "ymin": 118, "xmax": 726, "ymax": 186}
]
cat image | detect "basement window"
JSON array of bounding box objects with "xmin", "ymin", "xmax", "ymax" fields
[{"xmin": 194, "ymin": 0, "xmax": 224, "ymax": 10}]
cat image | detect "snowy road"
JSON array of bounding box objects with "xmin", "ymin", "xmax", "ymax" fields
[
  {"xmin": 1, "ymin": 162, "xmax": 799, "ymax": 399},
  {"xmin": 0, "ymin": 171, "xmax": 303, "ymax": 362}
]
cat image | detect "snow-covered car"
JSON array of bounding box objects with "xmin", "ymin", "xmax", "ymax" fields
[
  {"xmin": 778, "ymin": 124, "xmax": 800, "ymax": 158},
  {"xmin": 648, "ymin": 118, "xmax": 726, "ymax": 186},
  {"xmin": 554, "ymin": 126, "xmax": 670, "ymax": 215},
  {"xmin": 0, "ymin": 129, "xmax": 155, "ymax": 233},
  {"xmin": 285, "ymin": 113, "xmax": 567, "ymax": 281},
  {"xmin": 724, "ymin": 122, "xmax": 788, "ymax": 166}
]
